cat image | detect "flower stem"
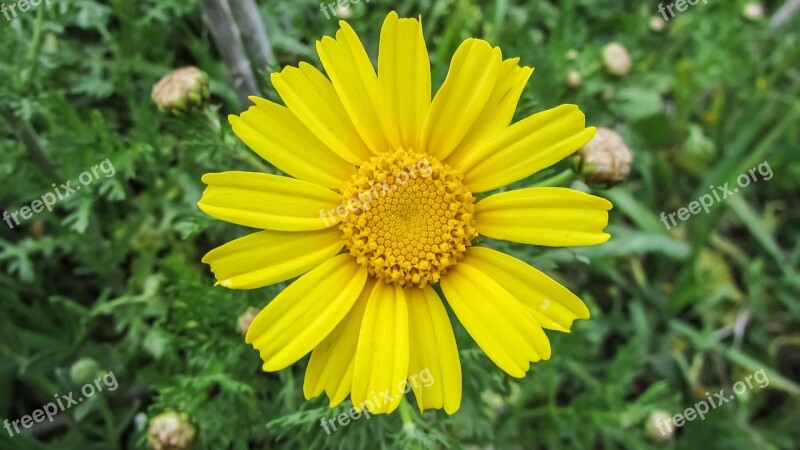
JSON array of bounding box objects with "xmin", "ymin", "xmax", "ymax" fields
[
  {"xmin": 202, "ymin": 105, "xmax": 270, "ymax": 173},
  {"xmin": 398, "ymin": 396, "xmax": 414, "ymax": 429},
  {"xmin": 531, "ymin": 168, "xmax": 575, "ymax": 187}
]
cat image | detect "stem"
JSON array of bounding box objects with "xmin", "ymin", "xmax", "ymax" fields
[
  {"xmin": 531, "ymin": 168, "xmax": 575, "ymax": 187},
  {"xmin": 202, "ymin": 105, "xmax": 270, "ymax": 173},
  {"xmin": 199, "ymin": 0, "xmax": 259, "ymax": 106},
  {"xmin": 19, "ymin": 5, "xmax": 45, "ymax": 92},
  {"xmin": 229, "ymin": 0, "xmax": 275, "ymax": 71},
  {"xmin": 398, "ymin": 396, "xmax": 414, "ymax": 430},
  {"xmin": 236, "ymin": 145, "xmax": 271, "ymax": 173},
  {"xmin": 0, "ymin": 109, "xmax": 58, "ymax": 179},
  {"xmin": 770, "ymin": 0, "xmax": 800, "ymax": 31}
]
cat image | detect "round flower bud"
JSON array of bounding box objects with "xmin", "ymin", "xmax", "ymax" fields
[
  {"xmin": 70, "ymin": 358, "xmax": 102, "ymax": 385},
  {"xmin": 566, "ymin": 49, "xmax": 579, "ymax": 60},
  {"xmin": 571, "ymin": 127, "xmax": 633, "ymax": 188},
  {"xmin": 151, "ymin": 67, "xmax": 210, "ymax": 115},
  {"xmin": 237, "ymin": 307, "xmax": 260, "ymax": 336},
  {"xmin": 645, "ymin": 410, "xmax": 675, "ymax": 442},
  {"xmin": 649, "ymin": 16, "xmax": 666, "ymax": 32},
  {"xmin": 742, "ymin": 3, "xmax": 764, "ymax": 21},
  {"xmin": 335, "ymin": 5, "xmax": 352, "ymax": 19},
  {"xmin": 147, "ymin": 411, "xmax": 196, "ymax": 450},
  {"xmin": 565, "ymin": 70, "xmax": 582, "ymax": 89},
  {"xmin": 602, "ymin": 43, "xmax": 632, "ymax": 77}
]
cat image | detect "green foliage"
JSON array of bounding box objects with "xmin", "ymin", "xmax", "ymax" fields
[{"xmin": 1, "ymin": 0, "xmax": 799, "ymax": 449}]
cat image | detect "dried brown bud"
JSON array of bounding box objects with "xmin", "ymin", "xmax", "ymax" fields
[
  {"xmin": 649, "ymin": 16, "xmax": 666, "ymax": 32},
  {"xmin": 645, "ymin": 410, "xmax": 675, "ymax": 442},
  {"xmin": 147, "ymin": 412, "xmax": 196, "ymax": 450},
  {"xmin": 572, "ymin": 127, "xmax": 633, "ymax": 188},
  {"xmin": 565, "ymin": 70, "xmax": 582, "ymax": 89},
  {"xmin": 335, "ymin": 5, "xmax": 352, "ymax": 19},
  {"xmin": 151, "ymin": 67, "xmax": 210, "ymax": 115},
  {"xmin": 602, "ymin": 43, "xmax": 632, "ymax": 77},
  {"xmin": 743, "ymin": 3, "xmax": 764, "ymax": 21},
  {"xmin": 237, "ymin": 307, "xmax": 260, "ymax": 336}
]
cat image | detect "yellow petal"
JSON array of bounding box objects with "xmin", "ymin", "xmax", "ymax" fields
[
  {"xmin": 198, "ymin": 171, "xmax": 340, "ymax": 231},
  {"xmin": 441, "ymin": 263, "xmax": 550, "ymax": 378},
  {"xmin": 421, "ymin": 39, "xmax": 503, "ymax": 161},
  {"xmin": 445, "ymin": 59, "xmax": 533, "ymax": 168},
  {"xmin": 406, "ymin": 285, "xmax": 462, "ymax": 414},
  {"xmin": 271, "ymin": 62, "xmax": 372, "ymax": 164},
  {"xmin": 201, "ymin": 227, "xmax": 343, "ymax": 289},
  {"xmin": 230, "ymin": 97, "xmax": 355, "ymax": 189},
  {"xmin": 246, "ymin": 254, "xmax": 368, "ymax": 371},
  {"xmin": 317, "ymin": 21, "xmax": 389, "ymax": 153},
  {"xmin": 304, "ymin": 279, "xmax": 374, "ymax": 407},
  {"xmin": 461, "ymin": 105, "xmax": 596, "ymax": 192},
  {"xmin": 351, "ymin": 281, "xmax": 409, "ymax": 414},
  {"xmin": 378, "ymin": 12, "xmax": 430, "ymax": 151},
  {"xmin": 475, "ymin": 187, "xmax": 612, "ymax": 246},
  {"xmin": 460, "ymin": 247, "xmax": 590, "ymax": 332}
]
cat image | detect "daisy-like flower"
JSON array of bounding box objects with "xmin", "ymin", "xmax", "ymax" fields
[{"xmin": 198, "ymin": 11, "xmax": 612, "ymax": 415}]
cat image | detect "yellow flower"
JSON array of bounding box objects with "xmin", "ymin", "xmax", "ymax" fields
[{"xmin": 198, "ymin": 11, "xmax": 612, "ymax": 415}]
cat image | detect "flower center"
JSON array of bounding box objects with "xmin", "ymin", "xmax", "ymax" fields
[{"xmin": 340, "ymin": 149, "xmax": 478, "ymax": 287}]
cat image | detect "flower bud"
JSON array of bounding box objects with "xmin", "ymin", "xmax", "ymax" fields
[
  {"xmin": 151, "ymin": 67, "xmax": 210, "ymax": 115},
  {"xmin": 70, "ymin": 358, "xmax": 103, "ymax": 385},
  {"xmin": 237, "ymin": 307, "xmax": 260, "ymax": 336},
  {"xmin": 645, "ymin": 410, "xmax": 675, "ymax": 442},
  {"xmin": 565, "ymin": 70, "xmax": 582, "ymax": 89},
  {"xmin": 649, "ymin": 16, "xmax": 666, "ymax": 32},
  {"xmin": 742, "ymin": 3, "xmax": 764, "ymax": 21},
  {"xmin": 566, "ymin": 49, "xmax": 579, "ymax": 60},
  {"xmin": 571, "ymin": 128, "xmax": 633, "ymax": 188},
  {"xmin": 147, "ymin": 411, "xmax": 196, "ymax": 450},
  {"xmin": 335, "ymin": 5, "xmax": 352, "ymax": 19},
  {"xmin": 602, "ymin": 43, "xmax": 632, "ymax": 77}
]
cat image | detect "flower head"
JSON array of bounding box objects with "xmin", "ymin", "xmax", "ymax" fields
[{"xmin": 198, "ymin": 11, "xmax": 612, "ymax": 415}]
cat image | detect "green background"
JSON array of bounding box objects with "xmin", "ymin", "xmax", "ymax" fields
[{"xmin": 1, "ymin": 0, "xmax": 798, "ymax": 448}]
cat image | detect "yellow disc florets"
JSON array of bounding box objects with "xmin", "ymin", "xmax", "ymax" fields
[{"xmin": 339, "ymin": 149, "xmax": 478, "ymax": 287}]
